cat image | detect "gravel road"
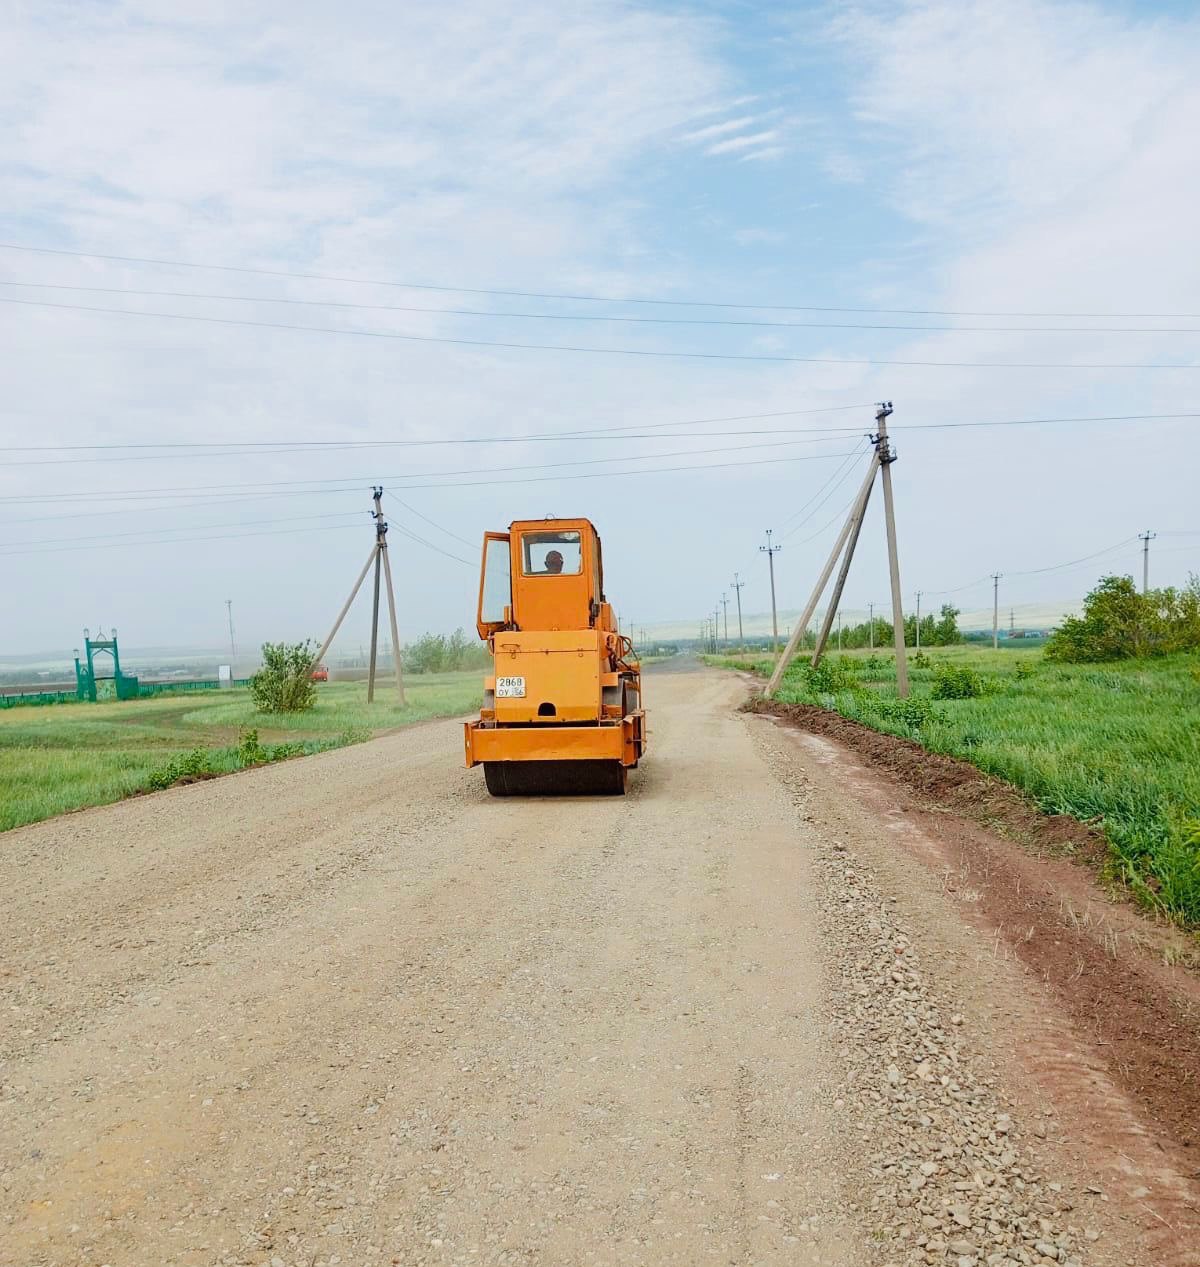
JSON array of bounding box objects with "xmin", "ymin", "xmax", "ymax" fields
[{"xmin": 0, "ymin": 665, "xmax": 1179, "ymax": 1266}]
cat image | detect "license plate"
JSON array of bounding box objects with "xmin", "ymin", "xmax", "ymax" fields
[{"xmin": 496, "ymin": 676, "xmax": 526, "ymax": 698}]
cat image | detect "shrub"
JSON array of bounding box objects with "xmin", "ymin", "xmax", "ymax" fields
[
  {"xmin": 875, "ymin": 695, "xmax": 936, "ymax": 731},
  {"xmin": 804, "ymin": 657, "xmax": 860, "ymax": 694},
  {"xmin": 911, "ymin": 650, "xmax": 931, "ymax": 669},
  {"xmin": 403, "ymin": 628, "xmax": 491, "ymax": 674},
  {"xmin": 236, "ymin": 728, "xmax": 268, "ymax": 766},
  {"xmin": 931, "ymin": 663, "xmax": 985, "ymax": 700},
  {"xmin": 147, "ymin": 748, "xmax": 217, "ymax": 790},
  {"xmin": 1014, "ymin": 659, "xmax": 1035, "ymax": 681},
  {"xmin": 251, "ymin": 640, "xmax": 318, "ymax": 713}
]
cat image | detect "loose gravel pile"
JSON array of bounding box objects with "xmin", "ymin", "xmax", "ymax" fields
[{"xmin": 811, "ymin": 833, "xmax": 1094, "ymax": 1267}]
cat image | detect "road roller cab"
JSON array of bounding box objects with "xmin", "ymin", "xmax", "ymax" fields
[{"xmin": 463, "ymin": 518, "xmax": 646, "ymax": 796}]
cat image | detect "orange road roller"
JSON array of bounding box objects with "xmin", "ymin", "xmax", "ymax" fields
[{"xmin": 464, "ymin": 517, "xmax": 646, "ymax": 796}]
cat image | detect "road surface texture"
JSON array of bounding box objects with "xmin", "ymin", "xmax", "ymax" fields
[{"xmin": 2, "ymin": 663, "xmax": 1196, "ymax": 1266}]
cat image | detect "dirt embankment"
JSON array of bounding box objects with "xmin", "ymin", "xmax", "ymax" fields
[{"xmin": 750, "ymin": 696, "xmax": 1200, "ymax": 1163}]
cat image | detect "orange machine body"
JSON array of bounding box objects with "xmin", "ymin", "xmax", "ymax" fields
[{"xmin": 463, "ymin": 518, "xmax": 646, "ymax": 794}]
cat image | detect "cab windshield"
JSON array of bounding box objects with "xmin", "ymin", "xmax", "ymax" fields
[{"xmin": 521, "ymin": 529, "xmax": 582, "ymax": 576}]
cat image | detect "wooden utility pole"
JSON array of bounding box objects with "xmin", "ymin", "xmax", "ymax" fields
[
  {"xmin": 760, "ymin": 530, "xmax": 781, "ymax": 654},
  {"xmin": 311, "ymin": 487, "xmax": 406, "ymax": 706},
  {"xmin": 731, "ymin": 573, "xmax": 745, "ymax": 648},
  {"xmin": 992, "ymin": 573, "xmax": 1002, "ymax": 651},
  {"xmin": 1139, "ymin": 530, "xmax": 1155, "ymax": 594},
  {"xmin": 765, "ymin": 401, "xmax": 910, "ymax": 699}
]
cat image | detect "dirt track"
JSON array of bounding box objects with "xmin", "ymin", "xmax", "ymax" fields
[{"xmin": 2, "ymin": 664, "xmax": 1197, "ymax": 1266}]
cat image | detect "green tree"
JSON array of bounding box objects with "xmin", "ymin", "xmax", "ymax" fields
[
  {"xmin": 1044, "ymin": 574, "xmax": 1200, "ymax": 662},
  {"xmin": 250, "ymin": 640, "xmax": 318, "ymax": 713},
  {"xmin": 932, "ymin": 603, "xmax": 963, "ymax": 646}
]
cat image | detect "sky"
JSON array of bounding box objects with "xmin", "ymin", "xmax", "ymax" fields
[{"xmin": 1, "ymin": 0, "xmax": 1198, "ymax": 659}]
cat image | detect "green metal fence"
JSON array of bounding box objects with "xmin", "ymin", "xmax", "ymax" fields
[
  {"xmin": 0, "ymin": 690, "xmax": 79, "ymax": 709},
  {"xmin": 0, "ymin": 679, "xmax": 251, "ymax": 709}
]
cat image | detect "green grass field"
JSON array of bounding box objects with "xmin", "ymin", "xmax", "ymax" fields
[
  {"xmin": 712, "ymin": 645, "xmax": 1200, "ymax": 927},
  {"xmin": 0, "ymin": 673, "xmax": 483, "ymax": 833}
]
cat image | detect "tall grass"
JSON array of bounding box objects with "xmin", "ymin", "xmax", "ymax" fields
[
  {"xmin": 714, "ymin": 647, "xmax": 1200, "ymax": 927},
  {"xmin": 0, "ymin": 675, "xmax": 483, "ymax": 832}
]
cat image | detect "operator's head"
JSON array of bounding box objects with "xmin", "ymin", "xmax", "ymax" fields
[{"xmin": 545, "ymin": 549, "xmax": 564, "ymax": 574}]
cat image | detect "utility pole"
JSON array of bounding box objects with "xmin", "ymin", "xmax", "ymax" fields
[
  {"xmin": 915, "ymin": 590, "xmax": 923, "ymax": 650},
  {"xmin": 225, "ymin": 599, "xmax": 236, "ymax": 664},
  {"xmin": 837, "ymin": 610, "xmax": 843, "ymax": 650},
  {"xmin": 992, "ymin": 574, "xmax": 1002, "ymax": 651},
  {"xmin": 721, "ymin": 593, "xmax": 729, "ymax": 648},
  {"xmin": 713, "ymin": 605, "xmax": 721, "ymax": 653},
  {"xmin": 876, "ymin": 404, "xmax": 910, "ymax": 698},
  {"xmin": 731, "ymin": 572, "xmax": 745, "ymax": 648},
  {"xmin": 765, "ymin": 401, "xmax": 910, "ymax": 699},
  {"xmin": 1139, "ymin": 530, "xmax": 1156, "ymax": 594},
  {"xmin": 760, "ymin": 530, "xmax": 781, "ymax": 655},
  {"xmin": 311, "ymin": 486, "xmax": 406, "ymax": 706},
  {"xmin": 868, "ymin": 601, "xmax": 875, "ymax": 651}
]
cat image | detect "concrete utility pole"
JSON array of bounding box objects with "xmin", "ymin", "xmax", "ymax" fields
[
  {"xmin": 915, "ymin": 590, "xmax": 923, "ymax": 650},
  {"xmin": 225, "ymin": 599, "xmax": 236, "ymax": 663},
  {"xmin": 731, "ymin": 573, "xmax": 746, "ymax": 648},
  {"xmin": 992, "ymin": 574, "xmax": 1003, "ymax": 651},
  {"xmin": 1139, "ymin": 530, "xmax": 1156, "ymax": 594},
  {"xmin": 713, "ymin": 605, "xmax": 721, "ymax": 653},
  {"xmin": 876, "ymin": 405, "xmax": 910, "ymax": 698},
  {"xmin": 764, "ymin": 401, "xmax": 910, "ymax": 699},
  {"xmin": 311, "ymin": 486, "xmax": 406, "ymax": 706},
  {"xmin": 760, "ymin": 530, "xmax": 781, "ymax": 654},
  {"xmin": 721, "ymin": 593, "xmax": 729, "ymax": 647}
]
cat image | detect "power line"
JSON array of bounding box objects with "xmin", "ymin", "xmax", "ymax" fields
[
  {"xmin": 2, "ymin": 410, "xmax": 1194, "ymax": 461},
  {"xmin": 0, "ymin": 430, "xmax": 859, "ymax": 470},
  {"xmin": 4, "ymin": 241, "xmax": 1199, "ymax": 319},
  {"xmin": 0, "ymin": 450, "xmax": 865, "ymax": 518},
  {"xmin": 0, "ymin": 520, "xmax": 368, "ymax": 558},
  {"xmin": 386, "ymin": 519, "xmax": 474, "ymax": 567},
  {"xmin": 5, "ymin": 296, "xmax": 1197, "ymax": 371},
  {"xmin": 0, "ymin": 405, "xmax": 869, "ymax": 454},
  {"xmin": 0, "ymin": 504, "xmax": 474, "ymax": 565},
  {"xmin": 6, "ymin": 279, "xmax": 1200, "ymax": 334},
  {"xmin": 0, "ymin": 437, "xmax": 857, "ymax": 505},
  {"xmin": 924, "ymin": 537, "xmax": 1142, "ymax": 597},
  {"xmin": 384, "ymin": 492, "xmax": 478, "ymax": 549},
  {"xmin": 1, "ymin": 509, "xmax": 367, "ymax": 550},
  {"xmin": 780, "ymin": 442, "xmax": 871, "ymax": 535}
]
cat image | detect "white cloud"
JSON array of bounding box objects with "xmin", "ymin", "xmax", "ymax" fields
[
  {"xmin": 738, "ymin": 146, "xmax": 786, "ymax": 164},
  {"xmin": 706, "ymin": 129, "xmax": 780, "ymax": 156},
  {"xmin": 682, "ymin": 115, "xmax": 763, "ymax": 144}
]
